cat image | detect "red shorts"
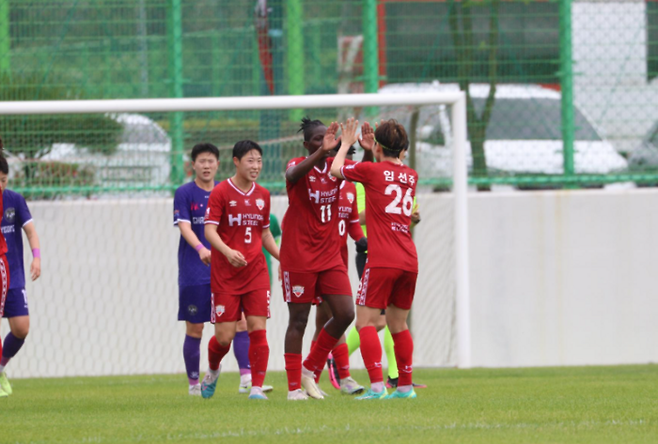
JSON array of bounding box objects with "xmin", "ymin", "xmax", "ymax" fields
[
  {"xmin": 356, "ymin": 266, "xmax": 417, "ymax": 310},
  {"xmin": 282, "ymin": 269, "xmax": 352, "ymax": 304},
  {"xmin": 211, "ymin": 289, "xmax": 270, "ymax": 323},
  {"xmin": 0, "ymin": 255, "xmax": 9, "ymax": 317}
]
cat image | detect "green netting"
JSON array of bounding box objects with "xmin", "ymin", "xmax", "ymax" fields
[{"xmin": 0, "ymin": 0, "xmax": 656, "ymax": 199}]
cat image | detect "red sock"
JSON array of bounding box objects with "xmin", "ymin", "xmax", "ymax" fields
[
  {"xmin": 332, "ymin": 342, "xmax": 351, "ymax": 379},
  {"xmin": 303, "ymin": 328, "xmax": 339, "ymax": 373},
  {"xmin": 208, "ymin": 336, "xmax": 231, "ymax": 371},
  {"xmin": 310, "ymin": 340, "xmax": 322, "ymax": 383},
  {"xmin": 284, "ymin": 353, "xmax": 302, "ymax": 391},
  {"xmin": 359, "ymin": 326, "xmax": 383, "ymax": 383},
  {"xmin": 392, "ymin": 329, "xmax": 414, "ymax": 387},
  {"xmin": 248, "ymin": 330, "xmax": 269, "ymax": 388}
]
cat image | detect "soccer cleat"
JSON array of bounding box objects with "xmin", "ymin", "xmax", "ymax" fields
[
  {"xmin": 386, "ymin": 376, "xmax": 426, "ymax": 389},
  {"xmin": 248, "ymin": 388, "xmax": 268, "ymax": 400},
  {"xmin": 326, "ymin": 354, "xmax": 340, "ymax": 390},
  {"xmin": 384, "ymin": 388, "xmax": 417, "ymax": 399},
  {"xmin": 239, "ymin": 383, "xmax": 273, "ymax": 394},
  {"xmin": 287, "ymin": 389, "xmax": 309, "ymax": 401},
  {"xmin": 200, "ymin": 368, "xmax": 221, "ymax": 399},
  {"xmin": 340, "ymin": 376, "xmax": 364, "ymax": 395},
  {"xmin": 0, "ymin": 372, "xmax": 12, "ymax": 396},
  {"xmin": 355, "ymin": 388, "xmax": 387, "ymax": 400},
  {"xmin": 188, "ymin": 384, "xmax": 201, "ymax": 396},
  {"xmin": 301, "ymin": 371, "xmax": 325, "ymax": 399},
  {"xmin": 0, "ymin": 387, "xmax": 7, "ymax": 398}
]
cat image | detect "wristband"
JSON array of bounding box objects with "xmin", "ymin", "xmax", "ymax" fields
[
  {"xmin": 194, "ymin": 244, "xmax": 204, "ymax": 252},
  {"xmin": 32, "ymin": 248, "xmax": 41, "ymax": 259}
]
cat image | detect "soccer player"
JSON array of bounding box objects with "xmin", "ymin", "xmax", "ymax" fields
[
  {"xmin": 0, "ymin": 152, "xmax": 20, "ymax": 398},
  {"xmin": 201, "ymin": 140, "xmax": 278, "ymax": 400},
  {"xmin": 331, "ymin": 118, "xmax": 420, "ymax": 400},
  {"xmin": 173, "ymin": 143, "xmax": 220, "ymax": 396},
  {"xmin": 312, "ymin": 145, "xmax": 366, "ymax": 395},
  {"xmin": 280, "ymin": 117, "xmax": 370, "ymax": 401}
]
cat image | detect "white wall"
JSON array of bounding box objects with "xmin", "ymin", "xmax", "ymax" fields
[{"xmin": 4, "ymin": 189, "xmax": 658, "ymax": 378}]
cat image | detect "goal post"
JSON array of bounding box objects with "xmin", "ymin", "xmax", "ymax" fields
[{"xmin": 0, "ymin": 92, "xmax": 472, "ymax": 373}]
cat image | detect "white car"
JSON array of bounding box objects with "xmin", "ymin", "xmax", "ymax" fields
[{"xmin": 376, "ymin": 82, "xmax": 628, "ymax": 184}]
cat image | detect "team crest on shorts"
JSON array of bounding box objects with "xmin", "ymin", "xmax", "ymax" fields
[
  {"xmin": 187, "ymin": 305, "xmax": 198, "ymax": 316},
  {"xmin": 215, "ymin": 305, "xmax": 225, "ymax": 317},
  {"xmin": 292, "ymin": 286, "xmax": 305, "ymax": 298},
  {"xmin": 256, "ymin": 198, "xmax": 265, "ymax": 210},
  {"xmin": 347, "ymin": 193, "xmax": 354, "ymax": 204}
]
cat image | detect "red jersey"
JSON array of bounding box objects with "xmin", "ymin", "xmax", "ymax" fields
[
  {"xmin": 0, "ymin": 191, "xmax": 6, "ymax": 256},
  {"xmin": 280, "ymin": 157, "xmax": 354, "ymax": 273},
  {"xmin": 204, "ymin": 178, "xmax": 271, "ymax": 295},
  {"xmin": 341, "ymin": 161, "xmax": 418, "ymax": 273},
  {"xmin": 337, "ymin": 180, "xmax": 362, "ymax": 267}
]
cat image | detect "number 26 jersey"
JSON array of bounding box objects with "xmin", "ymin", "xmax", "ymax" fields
[{"xmin": 341, "ymin": 161, "xmax": 418, "ymax": 273}]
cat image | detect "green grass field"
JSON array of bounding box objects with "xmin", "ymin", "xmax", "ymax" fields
[{"xmin": 2, "ymin": 365, "xmax": 657, "ymax": 444}]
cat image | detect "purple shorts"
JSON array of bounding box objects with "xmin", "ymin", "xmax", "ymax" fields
[
  {"xmin": 178, "ymin": 283, "xmax": 211, "ymax": 324},
  {"xmin": 2, "ymin": 288, "xmax": 29, "ymax": 318}
]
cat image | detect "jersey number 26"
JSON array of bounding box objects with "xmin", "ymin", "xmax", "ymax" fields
[{"xmin": 385, "ymin": 184, "xmax": 413, "ymax": 217}]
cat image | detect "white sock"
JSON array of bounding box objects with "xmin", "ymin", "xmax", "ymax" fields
[
  {"xmin": 0, "ymin": 365, "xmax": 5, "ymax": 374},
  {"xmin": 250, "ymin": 386, "xmax": 264, "ymax": 396},
  {"xmin": 208, "ymin": 368, "xmax": 220, "ymax": 378},
  {"xmin": 301, "ymin": 366, "xmax": 315, "ymax": 378},
  {"xmin": 371, "ymin": 382, "xmax": 385, "ymax": 393},
  {"xmin": 240, "ymin": 374, "xmax": 252, "ymax": 386}
]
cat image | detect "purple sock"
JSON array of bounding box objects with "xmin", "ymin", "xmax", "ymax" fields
[
  {"xmin": 183, "ymin": 335, "xmax": 201, "ymax": 385},
  {"xmin": 1, "ymin": 332, "xmax": 25, "ymax": 367},
  {"xmin": 233, "ymin": 331, "xmax": 251, "ymax": 372}
]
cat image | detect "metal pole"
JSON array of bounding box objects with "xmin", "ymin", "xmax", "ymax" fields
[
  {"xmin": 452, "ymin": 92, "xmax": 472, "ymax": 369},
  {"xmin": 286, "ymin": 0, "xmax": 304, "ymax": 121},
  {"xmin": 362, "ymin": 0, "xmax": 379, "ymax": 117},
  {"xmin": 560, "ymin": 0, "xmax": 575, "ymax": 179},
  {"xmin": 0, "ymin": 0, "xmax": 10, "ymax": 76},
  {"xmin": 168, "ymin": 0, "xmax": 185, "ymax": 186}
]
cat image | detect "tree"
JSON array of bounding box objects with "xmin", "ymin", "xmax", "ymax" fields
[
  {"xmin": 0, "ymin": 73, "xmax": 122, "ymax": 185},
  {"xmin": 448, "ymin": 0, "xmax": 500, "ymax": 191}
]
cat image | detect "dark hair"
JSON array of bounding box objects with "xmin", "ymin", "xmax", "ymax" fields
[
  {"xmin": 0, "ymin": 136, "xmax": 7, "ymax": 175},
  {"xmin": 191, "ymin": 143, "xmax": 219, "ymax": 161},
  {"xmin": 232, "ymin": 140, "xmax": 263, "ymax": 160},
  {"xmin": 330, "ymin": 145, "xmax": 356, "ymax": 156},
  {"xmin": 375, "ymin": 119, "xmax": 409, "ymax": 158},
  {"xmin": 297, "ymin": 116, "xmax": 325, "ymax": 142}
]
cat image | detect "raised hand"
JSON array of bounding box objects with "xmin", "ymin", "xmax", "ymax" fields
[
  {"xmin": 339, "ymin": 117, "xmax": 360, "ymax": 147},
  {"xmin": 322, "ymin": 121, "xmax": 341, "ymax": 152},
  {"xmin": 358, "ymin": 121, "xmax": 375, "ymax": 151}
]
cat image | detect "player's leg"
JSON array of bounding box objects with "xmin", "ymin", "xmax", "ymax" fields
[
  {"xmin": 383, "ymin": 271, "xmax": 418, "ymax": 399},
  {"xmin": 282, "ymin": 270, "xmax": 316, "ymax": 400},
  {"xmin": 201, "ymin": 293, "xmax": 240, "ymax": 399},
  {"xmin": 178, "ymin": 284, "xmax": 211, "ymax": 395},
  {"xmin": 301, "ymin": 269, "xmax": 354, "ymax": 398},
  {"xmin": 312, "ymin": 301, "xmax": 332, "ymax": 385},
  {"xmin": 284, "ymin": 302, "xmax": 312, "ymax": 400},
  {"xmin": 345, "ymin": 251, "xmax": 369, "ymax": 355},
  {"xmin": 242, "ymin": 288, "xmax": 271, "ymax": 400},
  {"xmin": 0, "ymin": 287, "xmax": 29, "ymax": 396},
  {"xmin": 0, "ymin": 257, "xmax": 9, "ymax": 397},
  {"xmin": 234, "ymin": 313, "xmax": 252, "ymax": 393}
]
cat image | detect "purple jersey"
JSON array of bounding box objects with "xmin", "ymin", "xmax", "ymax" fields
[
  {"xmin": 173, "ymin": 181, "xmax": 217, "ymax": 288},
  {"xmin": 1, "ymin": 189, "xmax": 33, "ymax": 289}
]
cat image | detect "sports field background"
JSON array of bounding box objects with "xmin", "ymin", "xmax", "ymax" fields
[{"xmin": 3, "ymin": 365, "xmax": 657, "ymax": 444}]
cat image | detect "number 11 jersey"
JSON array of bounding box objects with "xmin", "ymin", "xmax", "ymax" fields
[{"xmin": 341, "ymin": 161, "xmax": 418, "ymax": 273}]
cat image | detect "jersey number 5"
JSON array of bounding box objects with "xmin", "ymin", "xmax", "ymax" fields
[
  {"xmin": 245, "ymin": 227, "xmax": 252, "ymax": 244},
  {"xmin": 385, "ymin": 184, "xmax": 413, "ymax": 216}
]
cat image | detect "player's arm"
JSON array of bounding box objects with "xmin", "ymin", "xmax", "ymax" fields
[
  {"xmin": 178, "ymin": 222, "xmax": 211, "ymax": 265},
  {"xmin": 261, "ymin": 227, "xmax": 280, "ymax": 261},
  {"xmin": 358, "ymin": 210, "xmax": 366, "ymax": 226},
  {"xmin": 23, "ymin": 221, "xmax": 41, "ymax": 281},
  {"xmin": 331, "ymin": 118, "xmax": 360, "ymax": 179},
  {"xmin": 411, "ymin": 201, "xmax": 421, "ymax": 225},
  {"xmin": 204, "ymin": 223, "xmax": 247, "ymax": 268},
  {"xmin": 286, "ymin": 122, "xmax": 341, "ymax": 184}
]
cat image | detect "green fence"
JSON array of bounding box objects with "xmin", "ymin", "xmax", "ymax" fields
[{"xmin": 0, "ymin": 0, "xmax": 657, "ymax": 198}]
